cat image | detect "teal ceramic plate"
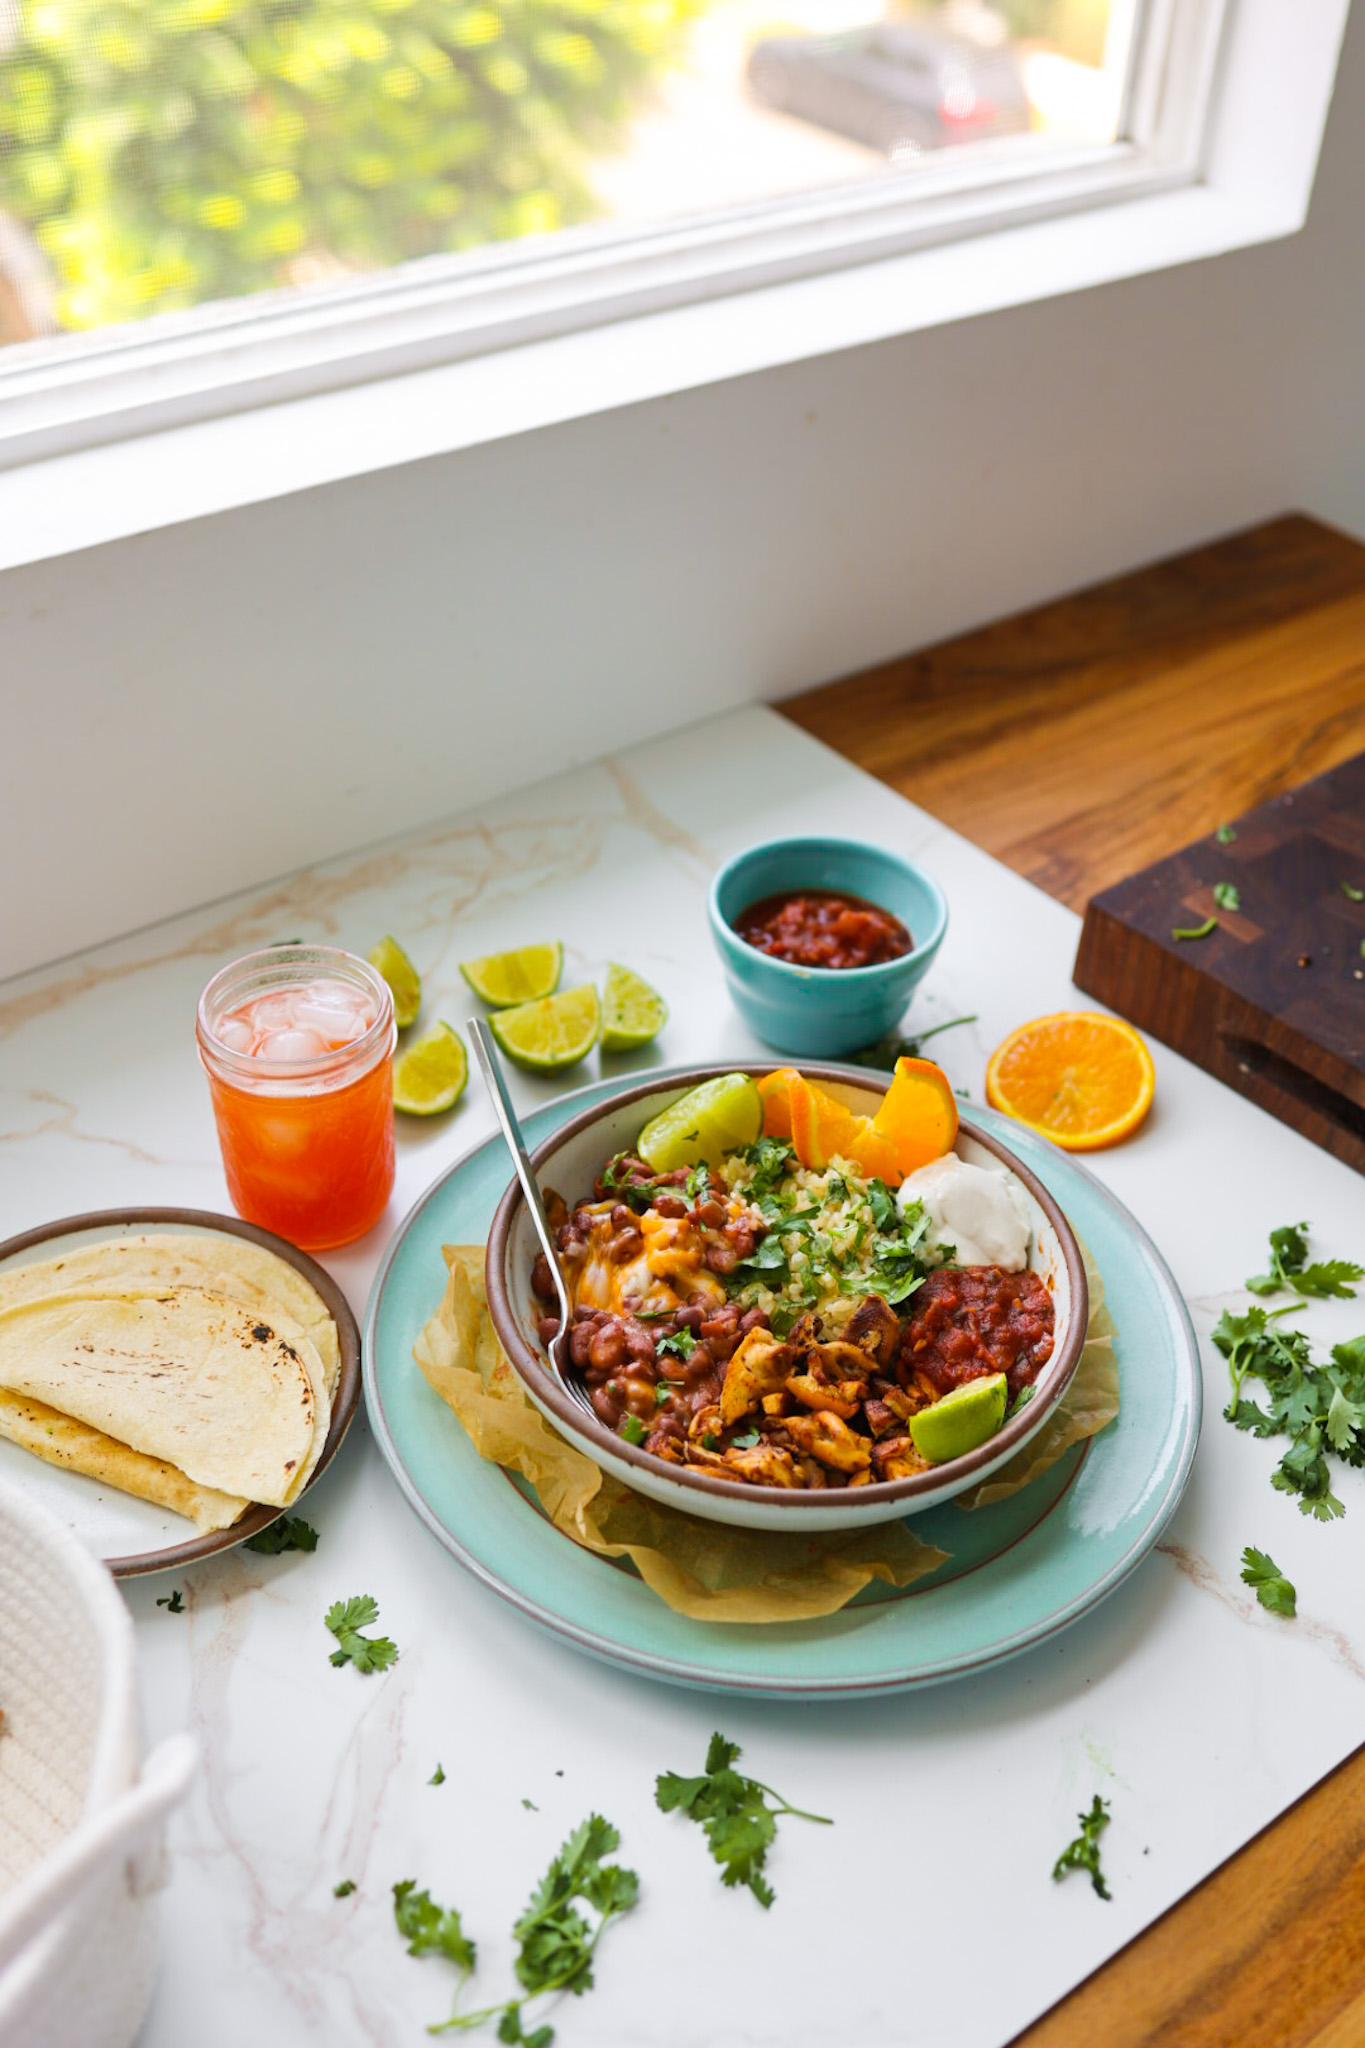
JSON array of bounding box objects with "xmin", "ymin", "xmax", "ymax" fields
[{"xmin": 364, "ymin": 1075, "xmax": 1201, "ymax": 1698}]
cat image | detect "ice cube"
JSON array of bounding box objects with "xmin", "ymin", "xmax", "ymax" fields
[
  {"xmin": 245, "ymin": 991, "xmax": 301, "ymax": 1033},
  {"xmin": 258, "ymin": 1028, "xmax": 328, "ymax": 1063},
  {"xmin": 215, "ymin": 1016, "xmax": 254, "ymax": 1054},
  {"xmin": 293, "ymin": 982, "xmax": 373, "ymax": 1044}
]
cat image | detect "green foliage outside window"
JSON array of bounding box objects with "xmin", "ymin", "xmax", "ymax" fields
[{"xmin": 0, "ymin": 0, "xmax": 702, "ymax": 333}]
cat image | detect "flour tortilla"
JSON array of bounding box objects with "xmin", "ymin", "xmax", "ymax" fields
[
  {"xmin": 0, "ymin": 1290, "xmax": 326, "ymax": 1507},
  {"xmin": 0, "ymin": 1233, "xmax": 340, "ymax": 1394},
  {"xmin": 0, "ymin": 1390, "xmax": 250, "ymax": 1532}
]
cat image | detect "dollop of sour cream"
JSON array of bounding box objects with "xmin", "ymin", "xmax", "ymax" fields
[{"xmin": 896, "ymin": 1153, "xmax": 1032, "ymax": 1271}]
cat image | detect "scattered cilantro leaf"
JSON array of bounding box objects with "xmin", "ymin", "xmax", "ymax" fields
[
  {"xmin": 730, "ymin": 1429, "xmax": 760, "ymax": 1449},
  {"xmin": 1342, "ymin": 880, "xmax": 1364, "ymax": 902},
  {"xmin": 156, "ymin": 1588, "xmax": 184, "ymax": 1613},
  {"xmin": 655, "ymin": 1731, "xmax": 830, "ymax": 1909},
  {"xmin": 1213, "ymin": 882, "xmax": 1241, "ymax": 912},
  {"xmin": 1172, "ymin": 917, "xmax": 1218, "ymax": 941},
  {"xmin": 430, "ymin": 1764, "xmax": 446, "ymax": 1785},
  {"xmin": 739, "ymin": 1136, "xmax": 796, "ymax": 1197},
  {"xmin": 522, "ymin": 1798, "xmax": 538, "ymax": 1811},
  {"xmin": 1215, "ymin": 823, "xmax": 1237, "ymax": 844},
  {"xmin": 325, "ymin": 1594, "xmax": 399, "ymax": 1674},
  {"xmin": 1245, "ymin": 1221, "xmax": 1361, "ymax": 1300},
  {"xmin": 246, "ymin": 1515, "xmax": 319, "ymax": 1555},
  {"xmin": 393, "ymin": 1880, "xmax": 477, "ymax": 1974},
  {"xmin": 1240, "ymin": 1546, "xmax": 1297, "ymax": 1616},
  {"xmin": 656, "ymin": 1328, "xmax": 696, "ymax": 1363},
  {"xmin": 684, "ymin": 1163, "xmax": 712, "ymax": 1203},
  {"xmin": 1052, "ymin": 1796, "xmax": 1112, "ymax": 1899},
  {"xmin": 334, "ymin": 1878, "xmax": 356, "ymax": 1898},
  {"xmin": 618, "ymin": 1415, "xmax": 646, "ymax": 1446},
  {"xmin": 1213, "ymin": 1303, "xmax": 1358, "ymax": 1518},
  {"xmin": 849, "ymin": 1014, "xmax": 977, "ymax": 1068}
]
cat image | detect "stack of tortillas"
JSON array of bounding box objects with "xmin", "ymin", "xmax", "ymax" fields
[{"xmin": 0, "ymin": 1233, "xmax": 338, "ymax": 1531}]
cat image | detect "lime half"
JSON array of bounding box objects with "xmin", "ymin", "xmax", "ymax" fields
[
  {"xmin": 368, "ymin": 936, "xmax": 421, "ymax": 1030},
  {"xmin": 393, "ymin": 1021, "xmax": 468, "ymax": 1115},
  {"xmin": 601, "ymin": 963, "xmax": 668, "ymax": 1053},
  {"xmin": 490, "ymin": 984, "xmax": 601, "ymax": 1072},
  {"xmin": 460, "ymin": 942, "xmax": 563, "ymax": 1008},
  {"xmin": 637, "ymin": 1073, "xmax": 763, "ymax": 1172},
  {"xmin": 909, "ymin": 1373, "xmax": 1008, "ymax": 1465}
]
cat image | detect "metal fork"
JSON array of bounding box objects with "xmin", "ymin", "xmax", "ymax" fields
[{"xmin": 467, "ymin": 1018, "xmax": 595, "ymax": 1419}]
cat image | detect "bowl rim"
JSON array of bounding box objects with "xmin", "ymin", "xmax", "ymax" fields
[
  {"xmin": 484, "ymin": 1061, "xmax": 1089, "ymax": 1515},
  {"xmin": 707, "ymin": 837, "xmax": 949, "ymax": 986}
]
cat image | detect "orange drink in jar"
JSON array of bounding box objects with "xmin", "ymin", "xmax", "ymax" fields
[{"xmin": 197, "ymin": 946, "xmax": 396, "ymax": 1250}]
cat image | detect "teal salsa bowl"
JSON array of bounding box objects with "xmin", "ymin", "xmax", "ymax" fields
[{"xmin": 707, "ymin": 836, "xmax": 948, "ymax": 1057}]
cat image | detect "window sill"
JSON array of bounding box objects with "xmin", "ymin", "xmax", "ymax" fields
[{"xmin": 0, "ymin": 172, "xmax": 1307, "ymax": 577}]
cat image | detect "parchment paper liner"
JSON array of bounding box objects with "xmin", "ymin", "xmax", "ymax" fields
[{"xmin": 414, "ymin": 1244, "xmax": 1118, "ymax": 1624}]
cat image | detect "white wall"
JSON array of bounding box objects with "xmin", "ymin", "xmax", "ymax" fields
[{"xmin": 2, "ymin": 5, "xmax": 1364, "ymax": 983}]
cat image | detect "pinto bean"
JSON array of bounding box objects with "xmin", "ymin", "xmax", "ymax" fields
[
  {"xmin": 700, "ymin": 1306, "xmax": 740, "ymax": 1341},
  {"xmin": 654, "ymin": 1194, "xmax": 687, "ymax": 1219},
  {"xmin": 694, "ymin": 1199, "xmax": 726, "ymax": 1229},
  {"xmin": 739, "ymin": 1306, "xmax": 770, "ymax": 1334},
  {"xmin": 610, "ymin": 1203, "xmax": 633, "ymax": 1231},
  {"xmin": 624, "ymin": 1323, "xmax": 657, "ymax": 1365},
  {"xmin": 591, "ymin": 1385, "xmax": 621, "ymax": 1427},
  {"xmin": 674, "ymin": 1304, "xmax": 705, "ymax": 1332},
  {"xmin": 569, "ymin": 1323, "xmax": 595, "ymax": 1368},
  {"xmin": 536, "ymin": 1316, "xmax": 562, "ymax": 1346},
  {"xmin": 727, "ymin": 1226, "xmax": 757, "ymax": 1258},
  {"xmin": 530, "ymin": 1253, "xmax": 556, "ymax": 1303},
  {"xmin": 608, "ymin": 1229, "xmax": 644, "ymax": 1264},
  {"xmin": 704, "ymin": 1241, "xmax": 738, "ymax": 1275},
  {"xmin": 588, "ymin": 1323, "xmax": 628, "ymax": 1373}
]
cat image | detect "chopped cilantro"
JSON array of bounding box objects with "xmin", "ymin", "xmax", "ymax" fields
[
  {"xmin": 246, "ymin": 1514, "xmax": 319, "ymax": 1555},
  {"xmin": 334, "ymin": 1879, "xmax": 356, "ymax": 1898},
  {"xmin": 730, "ymin": 1429, "xmax": 760, "ymax": 1449},
  {"xmin": 1240, "ymin": 1546, "xmax": 1296, "ymax": 1617},
  {"xmin": 1052, "ymin": 1796, "xmax": 1111, "ymax": 1900},
  {"xmin": 325, "ymin": 1594, "xmax": 399, "ymax": 1674},
  {"xmin": 156, "ymin": 1588, "xmax": 184, "ymax": 1613},
  {"xmin": 1245, "ymin": 1221, "xmax": 1362, "ymax": 1300},
  {"xmin": 655, "ymin": 1731, "xmax": 830, "ymax": 1909},
  {"xmin": 521, "ymin": 1798, "xmax": 538, "ymax": 1811},
  {"xmin": 684, "ymin": 1163, "xmax": 712, "ymax": 1203},
  {"xmin": 430, "ymin": 1763, "xmax": 447, "ymax": 1785},
  {"xmin": 1213, "ymin": 882, "xmax": 1241, "ymax": 912},
  {"xmin": 740, "ymin": 1136, "xmax": 796, "ymax": 1197},
  {"xmin": 1342, "ymin": 880, "xmax": 1364, "ymax": 902},
  {"xmin": 656, "ymin": 1328, "xmax": 696, "ymax": 1363},
  {"xmin": 1172, "ymin": 917, "xmax": 1218, "ymax": 941},
  {"xmin": 618, "ymin": 1414, "xmax": 646, "ymax": 1446},
  {"xmin": 1215, "ymin": 823, "xmax": 1238, "ymax": 844}
]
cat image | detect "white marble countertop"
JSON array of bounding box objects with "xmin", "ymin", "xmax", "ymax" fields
[{"xmin": 2, "ymin": 706, "xmax": 1363, "ymax": 2048}]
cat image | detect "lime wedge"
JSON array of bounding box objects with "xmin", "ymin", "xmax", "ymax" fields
[
  {"xmin": 489, "ymin": 984, "xmax": 601, "ymax": 1072},
  {"xmin": 367, "ymin": 936, "xmax": 421, "ymax": 1030},
  {"xmin": 637, "ymin": 1073, "xmax": 763, "ymax": 1172},
  {"xmin": 600, "ymin": 963, "xmax": 668, "ymax": 1052},
  {"xmin": 392, "ymin": 1021, "xmax": 468, "ymax": 1115},
  {"xmin": 460, "ymin": 942, "xmax": 563, "ymax": 1008},
  {"xmin": 909, "ymin": 1373, "xmax": 1008, "ymax": 1465}
]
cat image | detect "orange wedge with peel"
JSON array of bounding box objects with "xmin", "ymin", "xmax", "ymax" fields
[
  {"xmin": 781, "ymin": 1073, "xmax": 905, "ymax": 1183},
  {"xmin": 757, "ymin": 1067, "xmax": 801, "ymax": 1139},
  {"xmin": 871, "ymin": 1056, "xmax": 959, "ymax": 1174},
  {"xmin": 985, "ymin": 1011, "xmax": 1154, "ymax": 1151}
]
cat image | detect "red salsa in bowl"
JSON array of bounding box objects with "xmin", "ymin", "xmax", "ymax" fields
[{"xmin": 734, "ymin": 890, "xmax": 912, "ymax": 971}]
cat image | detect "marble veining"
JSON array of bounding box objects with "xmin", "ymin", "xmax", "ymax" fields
[{"xmin": 1, "ymin": 705, "xmax": 1363, "ymax": 2048}]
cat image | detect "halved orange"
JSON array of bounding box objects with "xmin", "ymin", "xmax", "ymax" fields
[
  {"xmin": 757, "ymin": 1067, "xmax": 801, "ymax": 1140},
  {"xmin": 985, "ymin": 1011, "xmax": 1155, "ymax": 1151},
  {"xmin": 871, "ymin": 1056, "xmax": 959, "ymax": 1174}
]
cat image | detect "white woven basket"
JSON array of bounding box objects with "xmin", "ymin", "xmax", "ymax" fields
[{"xmin": 0, "ymin": 1480, "xmax": 195, "ymax": 2048}]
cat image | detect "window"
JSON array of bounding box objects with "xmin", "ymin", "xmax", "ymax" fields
[{"xmin": 0, "ymin": 0, "xmax": 1231, "ymax": 457}]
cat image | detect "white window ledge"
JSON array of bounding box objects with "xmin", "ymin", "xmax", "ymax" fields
[{"xmin": 0, "ymin": 0, "xmax": 1346, "ymax": 574}]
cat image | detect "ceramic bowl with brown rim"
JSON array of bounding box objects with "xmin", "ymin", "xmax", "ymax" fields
[{"xmin": 485, "ymin": 1064, "xmax": 1088, "ymax": 1533}]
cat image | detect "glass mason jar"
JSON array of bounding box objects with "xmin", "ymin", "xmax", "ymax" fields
[{"xmin": 196, "ymin": 945, "xmax": 396, "ymax": 1250}]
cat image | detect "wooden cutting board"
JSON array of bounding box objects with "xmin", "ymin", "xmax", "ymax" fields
[{"xmin": 1073, "ymin": 751, "xmax": 1365, "ymax": 1173}]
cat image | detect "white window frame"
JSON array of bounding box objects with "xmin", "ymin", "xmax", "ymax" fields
[{"xmin": 0, "ymin": 0, "xmax": 1228, "ymax": 467}]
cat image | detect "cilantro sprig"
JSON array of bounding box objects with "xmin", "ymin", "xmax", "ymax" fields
[
  {"xmin": 394, "ymin": 1881, "xmax": 477, "ymax": 1976},
  {"xmin": 325, "ymin": 1594, "xmax": 399, "ymax": 1673},
  {"xmin": 1215, "ymin": 1309, "xmax": 1365, "ymax": 1520},
  {"xmin": 1245, "ymin": 1221, "xmax": 1362, "ymax": 1301},
  {"xmin": 1240, "ymin": 1546, "xmax": 1297, "ymax": 1617},
  {"xmin": 423, "ymin": 1815, "xmax": 639, "ymax": 2044},
  {"xmin": 655, "ymin": 1732, "xmax": 831, "ymax": 1908},
  {"xmin": 1052, "ymin": 1795, "xmax": 1112, "ymax": 1900}
]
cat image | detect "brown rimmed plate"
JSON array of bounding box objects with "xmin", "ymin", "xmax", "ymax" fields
[{"xmin": 0, "ymin": 1207, "xmax": 361, "ymax": 1578}]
